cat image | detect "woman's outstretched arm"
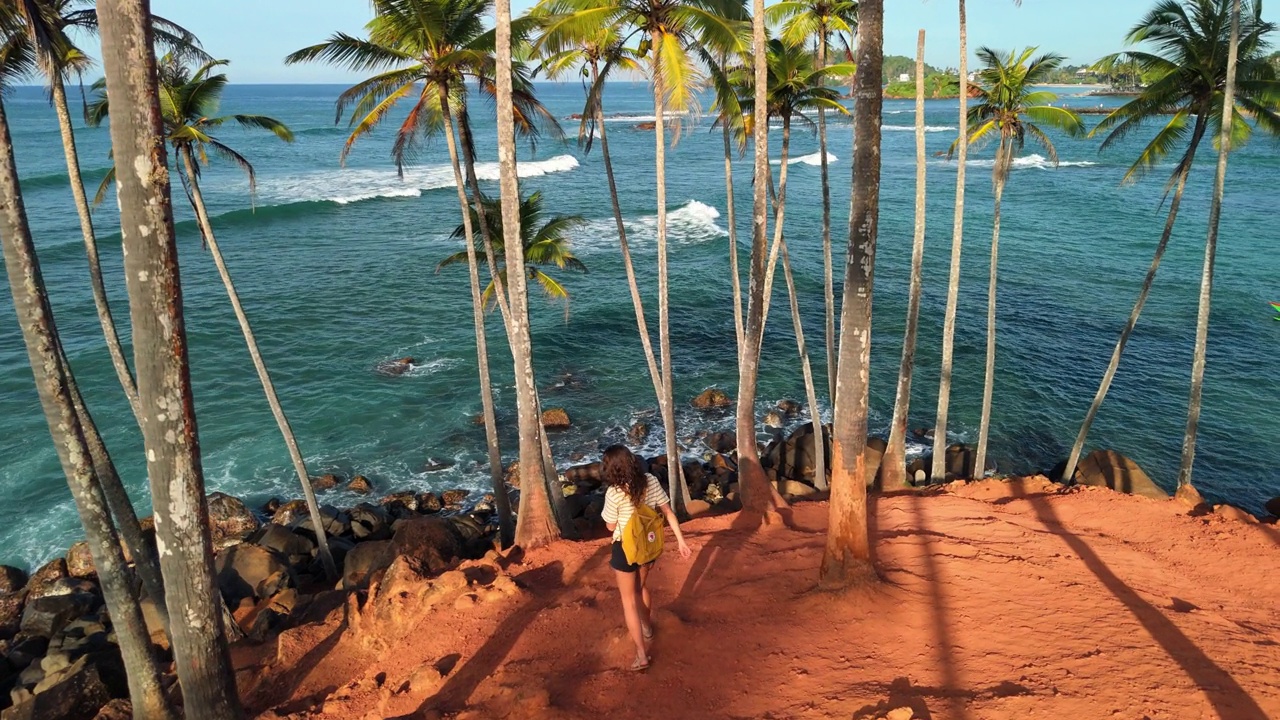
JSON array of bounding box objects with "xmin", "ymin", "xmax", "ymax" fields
[{"xmin": 658, "ymin": 503, "xmax": 692, "ymax": 559}]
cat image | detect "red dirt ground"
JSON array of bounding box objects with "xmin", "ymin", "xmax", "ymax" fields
[{"xmin": 238, "ymin": 478, "xmax": 1280, "ymax": 720}]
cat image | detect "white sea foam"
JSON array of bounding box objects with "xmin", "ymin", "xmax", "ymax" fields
[
  {"xmin": 403, "ymin": 358, "xmax": 461, "ymax": 377},
  {"xmin": 264, "ymin": 155, "xmax": 581, "ymax": 206},
  {"xmin": 883, "ymin": 124, "xmax": 957, "ymax": 132},
  {"xmin": 959, "ymin": 153, "xmax": 1097, "ymax": 170},
  {"xmin": 771, "ymin": 151, "xmax": 839, "ymax": 166}
]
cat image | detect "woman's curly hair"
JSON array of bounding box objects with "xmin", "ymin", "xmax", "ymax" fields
[{"xmin": 601, "ymin": 444, "xmax": 646, "ymax": 504}]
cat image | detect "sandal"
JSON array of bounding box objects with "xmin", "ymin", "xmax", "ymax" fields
[{"xmin": 629, "ymin": 656, "xmax": 650, "ymax": 672}]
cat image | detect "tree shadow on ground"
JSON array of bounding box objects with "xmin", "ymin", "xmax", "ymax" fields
[
  {"xmin": 248, "ymin": 617, "xmax": 348, "ymax": 714},
  {"xmin": 907, "ymin": 492, "xmax": 969, "ymax": 720},
  {"xmin": 1016, "ymin": 485, "xmax": 1267, "ymax": 719}
]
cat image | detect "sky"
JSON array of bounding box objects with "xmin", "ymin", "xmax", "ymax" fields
[{"xmin": 145, "ymin": 0, "xmax": 1276, "ymax": 84}]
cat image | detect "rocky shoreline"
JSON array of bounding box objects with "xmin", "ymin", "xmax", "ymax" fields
[{"xmin": 2, "ymin": 391, "xmax": 1277, "ymax": 719}]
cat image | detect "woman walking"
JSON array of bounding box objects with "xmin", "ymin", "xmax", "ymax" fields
[{"xmin": 600, "ymin": 444, "xmax": 693, "ymax": 671}]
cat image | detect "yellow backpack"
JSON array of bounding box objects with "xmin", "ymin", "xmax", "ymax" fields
[{"xmin": 621, "ymin": 500, "xmax": 665, "ymax": 565}]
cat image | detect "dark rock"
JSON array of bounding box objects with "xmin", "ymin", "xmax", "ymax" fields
[
  {"xmin": 472, "ymin": 494, "xmax": 496, "ymax": 517},
  {"xmin": 311, "ymin": 474, "xmax": 341, "ymax": 491},
  {"xmin": 504, "ymin": 461, "xmax": 521, "ymax": 489},
  {"xmin": 64, "ymin": 544, "xmax": 94, "ymax": 580},
  {"xmin": 6, "ymin": 637, "xmax": 48, "ymax": 672},
  {"xmin": 261, "ymin": 498, "xmax": 282, "ymax": 516},
  {"xmin": 92, "ymin": 698, "xmax": 131, "ymax": 720},
  {"xmin": 25, "ymin": 561, "xmax": 67, "ymax": 601},
  {"xmin": 765, "ymin": 423, "xmax": 833, "ymax": 483},
  {"xmin": 1266, "ymin": 496, "xmax": 1280, "ymax": 518},
  {"xmin": 682, "ymin": 461, "xmax": 710, "ymax": 499},
  {"xmin": 342, "ymin": 540, "xmax": 394, "ymax": 589},
  {"xmin": 0, "ymin": 592, "xmax": 25, "ymax": 639},
  {"xmin": 379, "ymin": 491, "xmax": 419, "ymax": 516},
  {"xmin": 777, "ymin": 399, "xmax": 802, "ymax": 417},
  {"xmin": 4, "ymin": 655, "xmax": 108, "ymax": 720},
  {"xmin": 628, "ymin": 422, "xmax": 650, "ymax": 443},
  {"xmin": 291, "ymin": 506, "xmax": 350, "ymax": 540},
  {"xmin": 39, "ymin": 578, "xmax": 98, "ymax": 599},
  {"xmin": 0, "ymin": 569, "xmax": 26, "ymax": 597},
  {"xmin": 763, "ymin": 411, "xmax": 784, "ymax": 428},
  {"xmin": 214, "ymin": 544, "xmax": 293, "ymax": 607},
  {"xmin": 635, "ymin": 121, "xmax": 657, "ymax": 130},
  {"xmin": 270, "ymin": 499, "xmax": 310, "ymax": 527},
  {"xmin": 253, "ymin": 525, "xmax": 315, "ymax": 567},
  {"xmin": 704, "ymin": 431, "xmax": 737, "ymax": 454},
  {"xmin": 422, "ymin": 458, "xmax": 454, "ymax": 473},
  {"xmin": 376, "ymin": 357, "xmax": 415, "ymax": 376},
  {"xmin": 350, "ymin": 504, "xmax": 392, "ymax": 542},
  {"xmin": 440, "ymin": 489, "xmax": 470, "ymax": 507},
  {"xmin": 391, "ymin": 517, "xmax": 464, "ymax": 575},
  {"xmin": 911, "ymin": 427, "xmax": 935, "ymax": 440},
  {"xmin": 417, "ymin": 493, "xmax": 443, "ymax": 514},
  {"xmin": 20, "ymin": 592, "xmax": 97, "ymax": 639},
  {"xmin": 1073, "ymin": 449, "xmax": 1168, "ymax": 499},
  {"xmin": 447, "ymin": 515, "xmax": 492, "ymax": 558},
  {"xmin": 348, "ymin": 475, "xmax": 373, "ymax": 495},
  {"xmin": 865, "ymin": 436, "xmax": 887, "ymax": 487},
  {"xmin": 564, "ymin": 462, "xmax": 603, "ymax": 489},
  {"xmin": 207, "ymin": 492, "xmax": 261, "ymax": 549},
  {"xmin": 646, "ymin": 455, "xmax": 668, "ymax": 484},
  {"xmin": 691, "ymin": 388, "xmax": 732, "ymax": 409},
  {"xmin": 541, "ymin": 408, "xmax": 571, "ymax": 430}
]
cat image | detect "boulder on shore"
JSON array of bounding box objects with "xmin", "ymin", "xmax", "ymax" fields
[
  {"xmin": 692, "ymin": 388, "xmax": 733, "ymax": 409},
  {"xmin": 271, "ymin": 499, "xmax": 311, "ymax": 527},
  {"xmin": 777, "ymin": 399, "xmax": 802, "ymax": 417},
  {"xmin": 541, "ymin": 408, "xmax": 572, "ymax": 430},
  {"xmin": 348, "ymin": 475, "xmax": 373, "ymax": 495},
  {"xmin": 311, "ymin": 474, "xmax": 341, "ymax": 491},
  {"xmin": 865, "ymin": 436, "xmax": 887, "ymax": 488},
  {"xmin": 26, "ymin": 559, "xmax": 69, "ymax": 601},
  {"xmin": 214, "ymin": 544, "xmax": 294, "ymax": 607},
  {"xmin": 391, "ymin": 517, "xmax": 464, "ymax": 575},
  {"xmin": 343, "ymin": 540, "xmax": 395, "ymax": 589},
  {"xmin": 1264, "ymin": 496, "xmax": 1280, "ymax": 518},
  {"xmin": 0, "ymin": 565, "xmax": 28, "ymax": 595},
  {"xmin": 704, "ymin": 431, "xmax": 736, "ymax": 454},
  {"xmin": 2, "ymin": 655, "xmax": 109, "ymax": 720},
  {"xmin": 0, "ymin": 589, "xmax": 26, "ymax": 637},
  {"xmin": 208, "ymin": 492, "xmax": 261, "ymax": 549},
  {"xmin": 65, "ymin": 543, "xmax": 95, "ymax": 579},
  {"xmin": 1073, "ymin": 449, "xmax": 1168, "ymax": 500}
]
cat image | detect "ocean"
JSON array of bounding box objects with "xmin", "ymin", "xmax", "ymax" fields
[{"xmin": 1, "ymin": 81, "xmax": 1276, "ymax": 570}]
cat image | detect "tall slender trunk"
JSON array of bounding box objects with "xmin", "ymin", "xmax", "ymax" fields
[
  {"xmin": 931, "ymin": 0, "xmax": 969, "ymax": 482},
  {"xmin": 973, "ymin": 140, "xmax": 1009, "ymax": 480},
  {"xmin": 439, "ymin": 92, "xmax": 513, "ymax": 548},
  {"xmin": 723, "ymin": 105, "xmax": 745, "ymax": 355},
  {"xmin": 1061, "ymin": 118, "xmax": 1206, "ymax": 483},
  {"xmin": 883, "ymin": 29, "xmax": 928, "ymax": 489},
  {"xmin": 820, "ymin": 0, "xmax": 882, "ymax": 589},
  {"xmin": 591, "ymin": 62, "xmax": 667, "ymax": 413},
  {"xmin": 817, "ymin": 25, "xmax": 837, "ymax": 405},
  {"xmin": 736, "ymin": 0, "xmax": 780, "ymax": 514},
  {"xmin": 97, "ymin": 2, "xmax": 243, "ymax": 714},
  {"xmin": 50, "ymin": 73, "xmax": 142, "ymax": 420},
  {"xmin": 179, "ymin": 147, "xmax": 337, "ymax": 581},
  {"xmin": 496, "ymin": 0, "xmax": 560, "ymax": 547},
  {"xmin": 1178, "ymin": 0, "xmax": 1240, "ymax": 494},
  {"xmin": 650, "ymin": 39, "xmax": 690, "ymax": 516},
  {"xmin": 0, "ymin": 94, "xmax": 176, "ymax": 720}
]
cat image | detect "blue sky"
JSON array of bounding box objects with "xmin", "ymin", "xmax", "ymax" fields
[{"xmin": 148, "ymin": 0, "xmax": 1275, "ymax": 84}]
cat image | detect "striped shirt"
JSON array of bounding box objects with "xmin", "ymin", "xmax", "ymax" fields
[{"xmin": 602, "ymin": 474, "xmax": 670, "ymax": 542}]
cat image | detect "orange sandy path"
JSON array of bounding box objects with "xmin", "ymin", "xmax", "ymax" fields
[{"xmin": 242, "ymin": 479, "xmax": 1280, "ymax": 720}]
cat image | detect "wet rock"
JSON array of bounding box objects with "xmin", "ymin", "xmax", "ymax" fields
[
  {"xmin": 905, "ymin": 443, "xmax": 985, "ymax": 484},
  {"xmin": 291, "ymin": 506, "xmax": 351, "ymax": 541},
  {"xmin": 683, "ymin": 461, "xmax": 710, "ymax": 499},
  {"xmin": 763, "ymin": 411, "xmax": 784, "ymax": 428},
  {"xmin": 564, "ymin": 463, "xmax": 603, "ymax": 492},
  {"xmin": 376, "ymin": 357, "xmax": 415, "ymax": 376},
  {"xmin": 1263, "ymin": 496, "xmax": 1280, "ymax": 518},
  {"xmin": 214, "ymin": 544, "xmax": 293, "ymax": 607},
  {"xmin": 350, "ymin": 504, "xmax": 392, "ymax": 542},
  {"xmin": 422, "ymin": 458, "xmax": 454, "ymax": 473},
  {"xmin": 65, "ymin": 544, "xmax": 94, "ymax": 580},
  {"xmin": 417, "ymin": 492, "xmax": 443, "ymax": 514},
  {"xmin": 472, "ymin": 493, "xmax": 496, "ymax": 517},
  {"xmin": 704, "ymin": 431, "xmax": 736, "ymax": 454},
  {"xmin": 691, "ymin": 388, "xmax": 732, "ymax": 409},
  {"xmin": 311, "ymin": 474, "xmax": 341, "ymax": 492},
  {"xmin": 0, "ymin": 568, "xmax": 26, "ymax": 596},
  {"xmin": 391, "ymin": 517, "xmax": 464, "ymax": 575},
  {"xmin": 379, "ymin": 491, "xmax": 419, "ymax": 515},
  {"xmin": 270, "ymin": 499, "xmax": 310, "ymax": 527},
  {"xmin": 26, "ymin": 560, "xmax": 68, "ymax": 601},
  {"xmin": 504, "ymin": 461, "xmax": 521, "ymax": 489},
  {"xmin": 777, "ymin": 399, "xmax": 802, "ymax": 417},
  {"xmin": 628, "ymin": 422, "xmax": 650, "ymax": 443},
  {"xmin": 911, "ymin": 427, "xmax": 935, "ymax": 440},
  {"xmin": 20, "ymin": 591, "xmax": 98, "ymax": 639},
  {"xmin": 254, "ymin": 524, "xmax": 315, "ymax": 567},
  {"xmin": 343, "ymin": 540, "xmax": 395, "ymax": 589},
  {"xmin": 261, "ymin": 498, "xmax": 282, "ymax": 516},
  {"xmin": 208, "ymin": 492, "xmax": 261, "ymax": 549},
  {"xmin": 1073, "ymin": 449, "xmax": 1168, "ymax": 500},
  {"xmin": 440, "ymin": 489, "xmax": 470, "ymax": 507},
  {"xmin": 447, "ymin": 515, "xmax": 492, "ymax": 559},
  {"xmin": 348, "ymin": 475, "xmax": 373, "ymax": 495},
  {"xmin": 0, "ymin": 591, "xmax": 25, "ymax": 638},
  {"xmin": 541, "ymin": 408, "xmax": 571, "ymax": 430},
  {"xmin": 635, "ymin": 121, "xmax": 657, "ymax": 130}
]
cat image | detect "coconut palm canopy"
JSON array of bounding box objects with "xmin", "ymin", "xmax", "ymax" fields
[
  {"xmin": 1092, "ymin": 0, "xmax": 1280, "ymax": 183},
  {"xmin": 765, "ymin": 0, "xmax": 858, "ymax": 50},
  {"xmin": 439, "ymin": 190, "xmax": 588, "ymax": 310},
  {"xmin": 737, "ymin": 36, "xmax": 853, "ymax": 133},
  {"xmin": 953, "ymin": 46, "xmax": 1086, "ymax": 181}
]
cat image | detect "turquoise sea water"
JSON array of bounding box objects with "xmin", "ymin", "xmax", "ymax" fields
[{"xmin": 1, "ymin": 82, "xmax": 1277, "ymax": 569}]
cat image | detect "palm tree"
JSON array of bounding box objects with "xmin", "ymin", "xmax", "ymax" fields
[
  {"xmin": 742, "ymin": 37, "xmax": 851, "ymax": 491},
  {"xmin": 19, "ymin": 0, "xmax": 206, "ymax": 423},
  {"xmin": 1063, "ymin": 0, "xmax": 1278, "ymax": 485},
  {"xmin": 705, "ymin": 48, "xmax": 748, "ymax": 354},
  {"xmin": 882, "ymin": 28, "xmax": 928, "ymax": 489},
  {"xmin": 440, "ymin": 190, "xmax": 588, "ymax": 313},
  {"xmin": 1180, "ymin": 0, "xmax": 1243, "ymax": 497},
  {"xmin": 766, "ymin": 0, "xmax": 857, "ymax": 403},
  {"xmin": 88, "ymin": 57, "xmax": 342, "ymax": 581},
  {"xmin": 94, "ymin": 1, "xmax": 242, "ymax": 715},
  {"xmin": 954, "ymin": 47, "xmax": 1084, "ymax": 481},
  {"xmin": 536, "ymin": 0, "xmax": 746, "ymax": 517},
  {"xmin": 0, "ymin": 18, "xmax": 175, "ymax": 718},
  {"xmin": 820, "ymin": 0, "xmax": 881, "ymax": 588}
]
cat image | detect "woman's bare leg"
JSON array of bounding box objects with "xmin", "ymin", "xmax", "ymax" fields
[
  {"xmin": 614, "ymin": 569, "xmax": 648, "ymax": 666},
  {"xmin": 637, "ymin": 563, "xmax": 653, "ymax": 637}
]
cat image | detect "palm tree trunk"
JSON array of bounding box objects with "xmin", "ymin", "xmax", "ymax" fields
[
  {"xmin": 1062, "ymin": 119, "xmax": 1206, "ymax": 484},
  {"xmin": 817, "ymin": 25, "xmax": 837, "ymax": 405},
  {"xmin": 651, "ymin": 39, "xmax": 690, "ymax": 516},
  {"xmin": 178, "ymin": 147, "xmax": 338, "ymax": 581},
  {"xmin": 49, "ymin": 73, "xmax": 142, "ymax": 420},
  {"xmin": 439, "ymin": 93, "xmax": 513, "ymax": 548},
  {"xmin": 1178, "ymin": 0, "xmax": 1240, "ymax": 496},
  {"xmin": 496, "ymin": 0, "xmax": 561, "ymax": 547},
  {"xmin": 820, "ymin": 0, "xmax": 882, "ymax": 589},
  {"xmin": 736, "ymin": 0, "xmax": 781, "ymax": 514},
  {"xmin": 97, "ymin": 3, "xmax": 244, "ymax": 714},
  {"xmin": 931, "ymin": 0, "xmax": 969, "ymax": 483},
  {"xmin": 723, "ymin": 105, "xmax": 745, "ymax": 355},
  {"xmin": 973, "ymin": 140, "xmax": 1009, "ymax": 480},
  {"xmin": 883, "ymin": 29, "xmax": 928, "ymax": 489},
  {"xmin": 0, "ymin": 93, "xmax": 176, "ymax": 720}
]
